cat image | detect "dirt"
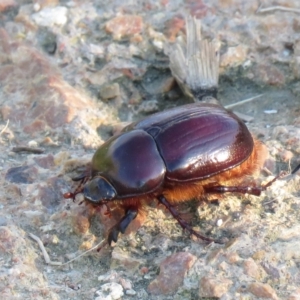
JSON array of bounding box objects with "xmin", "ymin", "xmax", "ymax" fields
[{"xmin": 1, "ymin": 1, "xmax": 300, "ymax": 299}]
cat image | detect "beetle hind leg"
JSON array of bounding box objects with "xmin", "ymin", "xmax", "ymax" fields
[
  {"xmin": 157, "ymin": 195, "xmax": 222, "ymax": 244},
  {"xmin": 203, "ymin": 171, "xmax": 288, "ymax": 196},
  {"xmin": 108, "ymin": 208, "xmax": 138, "ymax": 245}
]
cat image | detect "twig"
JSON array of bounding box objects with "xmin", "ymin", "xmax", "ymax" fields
[
  {"xmin": 29, "ymin": 233, "xmax": 62, "ymax": 266},
  {"xmin": 262, "ymin": 198, "xmax": 277, "ymax": 206},
  {"xmin": 0, "ymin": 119, "xmax": 9, "ymax": 135},
  {"xmin": 12, "ymin": 147, "xmax": 44, "ymax": 154},
  {"xmin": 231, "ymin": 111, "xmax": 253, "ymax": 123},
  {"xmin": 257, "ymin": 5, "xmax": 300, "ymax": 14},
  {"xmin": 29, "ymin": 233, "xmax": 106, "ymax": 266},
  {"xmin": 224, "ymin": 94, "xmax": 263, "ymax": 109},
  {"xmin": 59, "ymin": 239, "xmax": 107, "ymax": 266}
]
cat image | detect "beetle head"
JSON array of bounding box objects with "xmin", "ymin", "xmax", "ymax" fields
[{"xmin": 83, "ymin": 176, "xmax": 117, "ymax": 204}]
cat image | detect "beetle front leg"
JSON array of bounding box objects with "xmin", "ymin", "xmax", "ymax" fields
[
  {"xmin": 63, "ymin": 174, "xmax": 91, "ymax": 201},
  {"xmin": 108, "ymin": 208, "xmax": 138, "ymax": 245},
  {"xmin": 157, "ymin": 195, "xmax": 222, "ymax": 243},
  {"xmin": 63, "ymin": 183, "xmax": 85, "ymax": 202}
]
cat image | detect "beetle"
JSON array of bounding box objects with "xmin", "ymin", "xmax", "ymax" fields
[
  {"xmin": 64, "ymin": 102, "xmax": 276, "ymax": 244},
  {"xmin": 63, "ymin": 16, "xmax": 285, "ymax": 245}
]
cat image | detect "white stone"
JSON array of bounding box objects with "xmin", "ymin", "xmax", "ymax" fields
[
  {"xmin": 95, "ymin": 282, "xmax": 124, "ymax": 300},
  {"xmin": 32, "ymin": 6, "xmax": 68, "ymax": 27}
]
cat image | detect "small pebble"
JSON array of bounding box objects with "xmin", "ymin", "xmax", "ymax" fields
[
  {"xmin": 264, "ymin": 110, "xmax": 278, "ymax": 114},
  {"xmin": 95, "ymin": 282, "xmax": 124, "ymax": 300},
  {"xmin": 216, "ymin": 219, "xmax": 223, "ymax": 227},
  {"xmin": 126, "ymin": 289, "xmax": 137, "ymax": 296},
  {"xmin": 32, "ymin": 6, "xmax": 68, "ymax": 27},
  {"xmin": 248, "ymin": 282, "xmax": 278, "ymax": 300}
]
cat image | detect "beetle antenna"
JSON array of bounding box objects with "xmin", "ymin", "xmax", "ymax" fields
[{"xmin": 168, "ymin": 15, "xmax": 220, "ymax": 101}]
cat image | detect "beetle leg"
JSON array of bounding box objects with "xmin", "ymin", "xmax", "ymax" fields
[
  {"xmin": 63, "ymin": 175, "xmax": 91, "ymax": 201},
  {"xmin": 204, "ymin": 185, "xmax": 263, "ymax": 196},
  {"xmin": 204, "ymin": 171, "xmax": 289, "ymax": 196},
  {"xmin": 63, "ymin": 186, "xmax": 83, "ymax": 202},
  {"xmin": 103, "ymin": 204, "xmax": 113, "ymax": 217},
  {"xmin": 157, "ymin": 195, "xmax": 222, "ymax": 244},
  {"xmin": 108, "ymin": 208, "xmax": 138, "ymax": 245}
]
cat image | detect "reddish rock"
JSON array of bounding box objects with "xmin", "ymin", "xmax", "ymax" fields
[
  {"xmin": 243, "ymin": 258, "xmax": 261, "ymax": 279},
  {"xmin": 248, "ymin": 282, "xmax": 278, "ymax": 300},
  {"xmin": 288, "ymin": 288, "xmax": 300, "ymax": 300},
  {"xmin": 148, "ymin": 252, "xmax": 197, "ymax": 295},
  {"xmin": 220, "ymin": 45, "xmax": 248, "ymax": 68},
  {"xmin": 0, "ymin": 0, "xmax": 16, "ymax": 12},
  {"xmin": 252, "ymin": 63, "xmax": 285, "ymax": 86},
  {"xmin": 0, "ymin": 29, "xmax": 106, "ymax": 147},
  {"xmin": 139, "ymin": 266, "xmax": 149, "ymax": 275},
  {"xmin": 34, "ymin": 154, "xmax": 55, "ymax": 169},
  {"xmin": 34, "ymin": 0, "xmax": 60, "ymax": 9},
  {"xmin": 199, "ymin": 276, "xmax": 232, "ymax": 298},
  {"xmin": 105, "ymin": 15, "xmax": 143, "ymax": 40},
  {"xmin": 226, "ymin": 252, "xmax": 241, "ymax": 264},
  {"xmin": 71, "ymin": 206, "xmax": 91, "ymax": 235},
  {"xmin": 165, "ymin": 16, "xmax": 185, "ymax": 42},
  {"xmin": 186, "ymin": 0, "xmax": 210, "ymax": 19}
]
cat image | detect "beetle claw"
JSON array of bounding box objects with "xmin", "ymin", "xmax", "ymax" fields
[
  {"xmin": 107, "ymin": 209, "xmax": 138, "ymax": 245},
  {"xmin": 63, "ymin": 192, "xmax": 74, "ymax": 199},
  {"xmin": 108, "ymin": 228, "xmax": 119, "ymax": 245}
]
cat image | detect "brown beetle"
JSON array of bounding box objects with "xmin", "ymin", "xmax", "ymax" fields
[{"xmin": 64, "ymin": 16, "xmax": 285, "ymax": 245}]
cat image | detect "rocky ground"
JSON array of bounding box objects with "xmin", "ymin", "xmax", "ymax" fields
[{"xmin": 1, "ymin": 0, "xmax": 300, "ymax": 299}]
